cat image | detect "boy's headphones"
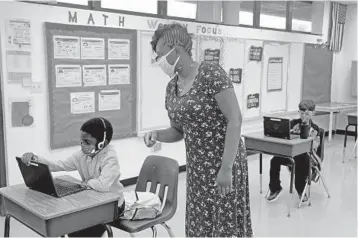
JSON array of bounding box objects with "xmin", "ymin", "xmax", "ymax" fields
[{"xmin": 97, "ymin": 117, "xmax": 107, "ymax": 150}]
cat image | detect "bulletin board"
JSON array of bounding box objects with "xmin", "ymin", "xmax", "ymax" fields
[{"xmin": 45, "ymin": 23, "xmax": 137, "ymax": 149}]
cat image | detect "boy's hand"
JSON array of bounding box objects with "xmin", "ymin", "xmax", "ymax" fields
[{"xmin": 21, "ymin": 153, "xmax": 38, "ymax": 166}]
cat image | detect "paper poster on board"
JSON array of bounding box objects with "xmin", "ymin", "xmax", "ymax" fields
[
  {"xmin": 247, "ymin": 93, "xmax": 260, "ymax": 109},
  {"xmin": 81, "ymin": 37, "xmax": 105, "ymax": 59},
  {"xmin": 229, "ymin": 68, "xmax": 242, "ymax": 84},
  {"xmin": 6, "ymin": 50, "xmax": 32, "ymax": 84},
  {"xmin": 82, "ymin": 65, "xmax": 107, "ymax": 87},
  {"xmin": 108, "ymin": 64, "xmax": 130, "ymax": 85},
  {"xmin": 55, "ymin": 65, "xmax": 81, "ymax": 87},
  {"xmin": 53, "ymin": 36, "xmax": 80, "ymax": 59},
  {"xmin": 267, "ymin": 57, "xmax": 283, "ymax": 91},
  {"xmin": 108, "ymin": 39, "xmax": 130, "ymax": 60},
  {"xmin": 6, "ymin": 19, "xmax": 31, "ymax": 49},
  {"xmin": 98, "ymin": 90, "xmax": 121, "ymax": 111},
  {"xmin": 204, "ymin": 49, "xmax": 220, "ymax": 63},
  {"xmin": 70, "ymin": 92, "xmax": 95, "ymax": 114}
]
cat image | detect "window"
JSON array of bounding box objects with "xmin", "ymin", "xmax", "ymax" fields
[
  {"xmin": 260, "ymin": 1, "xmax": 287, "ymax": 29},
  {"xmin": 56, "ymin": 0, "xmax": 88, "ymax": 5},
  {"xmin": 239, "ymin": 1, "xmax": 254, "ymax": 26},
  {"xmin": 167, "ymin": 0, "xmax": 197, "ymax": 19},
  {"xmin": 101, "ymin": 0, "xmax": 158, "ymax": 14},
  {"xmin": 292, "ymin": 1, "xmax": 312, "ymax": 32}
]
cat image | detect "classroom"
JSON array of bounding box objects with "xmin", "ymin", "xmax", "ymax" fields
[{"xmin": 0, "ymin": 0, "xmax": 356, "ymax": 237}]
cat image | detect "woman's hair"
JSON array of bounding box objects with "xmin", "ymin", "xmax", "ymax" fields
[
  {"xmin": 150, "ymin": 23, "xmax": 193, "ymax": 56},
  {"xmin": 81, "ymin": 117, "xmax": 113, "ymax": 144}
]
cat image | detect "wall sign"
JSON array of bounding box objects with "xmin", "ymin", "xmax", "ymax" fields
[
  {"xmin": 247, "ymin": 93, "xmax": 260, "ymax": 109},
  {"xmin": 229, "ymin": 68, "xmax": 242, "ymax": 84},
  {"xmin": 249, "ymin": 46, "xmax": 263, "ymax": 61},
  {"xmin": 204, "ymin": 49, "xmax": 220, "ymax": 63},
  {"xmin": 267, "ymin": 57, "xmax": 283, "ymax": 92}
]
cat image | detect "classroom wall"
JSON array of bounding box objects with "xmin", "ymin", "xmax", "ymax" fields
[
  {"xmin": 0, "ymin": 1, "xmax": 332, "ymax": 186},
  {"xmin": 331, "ymin": 3, "xmax": 357, "ymax": 130}
]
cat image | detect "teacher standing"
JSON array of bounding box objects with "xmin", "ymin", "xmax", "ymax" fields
[{"xmin": 144, "ymin": 23, "xmax": 253, "ymax": 237}]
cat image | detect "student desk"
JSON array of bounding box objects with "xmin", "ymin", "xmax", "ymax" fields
[
  {"xmin": 242, "ymin": 132, "xmax": 314, "ymax": 217},
  {"xmin": 315, "ymin": 102, "xmax": 357, "ymax": 143},
  {"xmin": 0, "ymin": 175, "xmax": 120, "ymax": 237}
]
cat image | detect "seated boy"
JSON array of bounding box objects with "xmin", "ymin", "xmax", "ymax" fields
[
  {"xmin": 267, "ymin": 100, "xmax": 320, "ymax": 203},
  {"xmin": 21, "ymin": 117, "xmax": 124, "ymax": 237}
]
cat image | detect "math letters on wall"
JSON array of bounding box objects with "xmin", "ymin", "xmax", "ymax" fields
[{"xmin": 247, "ymin": 93, "xmax": 260, "ymax": 109}]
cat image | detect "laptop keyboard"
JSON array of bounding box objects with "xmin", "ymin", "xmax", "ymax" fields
[{"xmin": 54, "ymin": 182, "xmax": 84, "ymax": 197}]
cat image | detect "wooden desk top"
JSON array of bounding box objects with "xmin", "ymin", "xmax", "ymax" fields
[
  {"xmin": 0, "ymin": 175, "xmax": 121, "ymax": 220},
  {"xmin": 242, "ymin": 131, "xmax": 313, "ymax": 145},
  {"xmin": 316, "ymin": 102, "xmax": 357, "ymax": 111}
]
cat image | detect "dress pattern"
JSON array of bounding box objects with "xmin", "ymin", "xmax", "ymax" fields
[{"xmin": 165, "ymin": 61, "xmax": 253, "ymax": 237}]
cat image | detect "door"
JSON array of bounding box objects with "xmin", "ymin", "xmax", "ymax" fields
[
  {"xmin": 261, "ymin": 43, "xmax": 290, "ymax": 114},
  {"xmin": 0, "ymin": 38, "xmax": 7, "ymax": 216}
]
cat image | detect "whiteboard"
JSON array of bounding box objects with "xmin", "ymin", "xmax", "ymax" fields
[
  {"xmin": 137, "ymin": 31, "xmax": 170, "ymax": 133},
  {"xmin": 261, "ymin": 43, "xmax": 289, "ymax": 114},
  {"xmin": 137, "ymin": 31, "xmax": 199, "ymax": 134},
  {"xmin": 243, "ymin": 40, "xmax": 264, "ymax": 119},
  {"xmin": 221, "ymin": 38, "xmax": 245, "ymax": 114}
]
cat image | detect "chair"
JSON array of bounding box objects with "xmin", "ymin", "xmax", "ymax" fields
[
  {"xmin": 299, "ymin": 128, "xmax": 330, "ymax": 208},
  {"xmin": 342, "ymin": 115, "xmax": 357, "ymax": 163},
  {"xmin": 109, "ymin": 155, "xmax": 179, "ymax": 237}
]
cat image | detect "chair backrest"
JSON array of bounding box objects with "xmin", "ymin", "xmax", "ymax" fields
[
  {"xmin": 316, "ymin": 128, "xmax": 325, "ymax": 161},
  {"xmin": 135, "ymin": 155, "xmax": 179, "ymax": 215}
]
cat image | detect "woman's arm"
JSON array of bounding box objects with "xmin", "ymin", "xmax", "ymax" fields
[
  {"xmin": 215, "ymin": 88, "xmax": 243, "ymax": 170},
  {"xmin": 156, "ymin": 120, "xmax": 184, "ymax": 143}
]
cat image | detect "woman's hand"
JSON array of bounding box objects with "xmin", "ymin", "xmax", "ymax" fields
[
  {"xmin": 215, "ymin": 166, "xmax": 233, "ymax": 195},
  {"xmin": 144, "ymin": 131, "xmax": 158, "ymax": 147}
]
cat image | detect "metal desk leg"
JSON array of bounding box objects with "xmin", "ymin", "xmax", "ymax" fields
[
  {"xmin": 288, "ymin": 162, "xmax": 295, "ymax": 217},
  {"xmin": 328, "ymin": 111, "xmax": 333, "ymax": 143},
  {"xmin": 349, "ymin": 140, "xmax": 358, "ymax": 161},
  {"xmin": 260, "ymin": 153, "xmax": 263, "ymax": 194},
  {"xmin": 4, "ymin": 214, "xmax": 11, "ymax": 237},
  {"xmin": 104, "ymin": 225, "xmax": 113, "ymax": 237},
  {"xmin": 343, "ymin": 124, "xmax": 350, "ymax": 163}
]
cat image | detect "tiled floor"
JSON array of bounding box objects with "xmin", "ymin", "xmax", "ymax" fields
[{"xmin": 0, "ymin": 135, "xmax": 357, "ymax": 237}]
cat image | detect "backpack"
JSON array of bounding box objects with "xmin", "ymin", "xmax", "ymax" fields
[{"xmin": 120, "ymin": 191, "xmax": 162, "ymax": 220}]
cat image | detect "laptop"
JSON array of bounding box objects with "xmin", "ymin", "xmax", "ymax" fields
[
  {"xmin": 263, "ymin": 116, "xmax": 300, "ymax": 140},
  {"xmin": 16, "ymin": 157, "xmax": 86, "ymax": 197}
]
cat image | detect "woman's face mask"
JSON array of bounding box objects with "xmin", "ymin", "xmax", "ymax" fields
[{"xmin": 155, "ymin": 48, "xmax": 180, "ymax": 79}]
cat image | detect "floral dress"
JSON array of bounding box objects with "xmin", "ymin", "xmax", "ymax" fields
[{"xmin": 165, "ymin": 61, "xmax": 253, "ymax": 237}]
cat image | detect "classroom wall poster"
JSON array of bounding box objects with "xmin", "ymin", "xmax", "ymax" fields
[
  {"xmin": 82, "ymin": 65, "xmax": 107, "ymax": 87},
  {"xmin": 53, "ymin": 35, "xmax": 80, "ymax": 59},
  {"xmin": 81, "ymin": 37, "xmax": 105, "ymax": 59},
  {"xmin": 6, "ymin": 50, "xmax": 32, "ymax": 84},
  {"xmin": 249, "ymin": 46, "xmax": 263, "ymax": 61},
  {"xmin": 55, "ymin": 65, "xmax": 81, "ymax": 87},
  {"xmin": 98, "ymin": 90, "xmax": 121, "ymax": 111},
  {"xmin": 204, "ymin": 49, "xmax": 220, "ymax": 63},
  {"xmin": 229, "ymin": 68, "xmax": 242, "ymax": 84},
  {"xmin": 108, "ymin": 64, "xmax": 130, "ymax": 84},
  {"xmin": 267, "ymin": 57, "xmax": 283, "ymax": 92},
  {"xmin": 5, "ymin": 19, "xmax": 31, "ymax": 50},
  {"xmin": 247, "ymin": 93, "xmax": 260, "ymax": 109},
  {"xmin": 70, "ymin": 92, "xmax": 95, "ymax": 114},
  {"xmin": 108, "ymin": 39, "xmax": 130, "ymax": 60}
]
